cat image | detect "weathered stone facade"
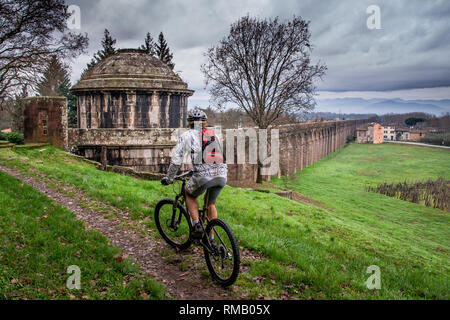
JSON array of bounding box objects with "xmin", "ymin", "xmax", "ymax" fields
[
  {"xmin": 226, "ymin": 119, "xmax": 367, "ymax": 182},
  {"xmin": 71, "ymin": 49, "xmax": 193, "ymax": 129},
  {"xmin": 23, "ymin": 96, "xmax": 68, "ymax": 148}
]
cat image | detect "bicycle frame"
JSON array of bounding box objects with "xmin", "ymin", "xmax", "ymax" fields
[
  {"xmin": 171, "ymin": 174, "xmax": 227, "ymax": 252},
  {"xmin": 172, "ymin": 178, "xmax": 210, "ymax": 229}
]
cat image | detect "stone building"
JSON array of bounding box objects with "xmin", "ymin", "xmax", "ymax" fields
[
  {"xmin": 71, "ymin": 48, "xmax": 193, "ymax": 129},
  {"xmin": 67, "ymin": 48, "xmax": 194, "ymax": 172},
  {"xmin": 356, "ymin": 122, "xmax": 383, "ymax": 144},
  {"xmin": 409, "ymin": 129, "xmax": 427, "ymax": 141}
]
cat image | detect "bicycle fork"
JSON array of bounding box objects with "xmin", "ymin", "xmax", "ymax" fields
[{"xmin": 170, "ymin": 194, "xmax": 183, "ymax": 230}]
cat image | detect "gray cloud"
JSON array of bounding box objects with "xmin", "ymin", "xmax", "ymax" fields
[{"xmin": 68, "ymin": 0, "xmax": 450, "ymax": 105}]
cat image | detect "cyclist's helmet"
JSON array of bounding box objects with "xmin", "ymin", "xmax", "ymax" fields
[{"xmin": 187, "ymin": 108, "xmax": 207, "ymax": 122}]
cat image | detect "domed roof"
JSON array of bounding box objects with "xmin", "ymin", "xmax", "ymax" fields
[{"xmin": 71, "ymin": 49, "xmax": 193, "ymax": 94}]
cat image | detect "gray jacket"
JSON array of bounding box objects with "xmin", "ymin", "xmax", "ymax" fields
[{"xmin": 166, "ymin": 128, "xmax": 227, "ymax": 180}]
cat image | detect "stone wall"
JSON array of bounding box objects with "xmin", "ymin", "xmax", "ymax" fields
[
  {"xmin": 68, "ymin": 119, "xmax": 367, "ymax": 182},
  {"xmin": 226, "ymin": 119, "xmax": 367, "ymax": 182},
  {"xmin": 68, "ymin": 127, "xmax": 180, "ymax": 172}
]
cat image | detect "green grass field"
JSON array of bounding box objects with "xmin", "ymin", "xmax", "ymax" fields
[
  {"xmin": 0, "ymin": 170, "xmax": 165, "ymax": 299},
  {"xmin": 0, "ymin": 142, "xmax": 448, "ymax": 299}
]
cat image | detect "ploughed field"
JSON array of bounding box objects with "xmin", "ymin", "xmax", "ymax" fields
[{"xmin": 0, "ymin": 142, "xmax": 448, "ymax": 299}]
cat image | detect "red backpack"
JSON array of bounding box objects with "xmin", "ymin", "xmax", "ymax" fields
[{"xmin": 202, "ymin": 128, "xmax": 224, "ymax": 164}]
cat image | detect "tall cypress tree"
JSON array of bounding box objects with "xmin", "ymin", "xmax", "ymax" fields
[
  {"xmin": 82, "ymin": 29, "xmax": 117, "ymax": 75},
  {"xmin": 140, "ymin": 32, "xmax": 155, "ymax": 56},
  {"xmin": 37, "ymin": 55, "xmax": 77, "ymax": 127},
  {"xmin": 156, "ymin": 32, "xmax": 174, "ymax": 69},
  {"xmin": 59, "ymin": 82, "xmax": 77, "ymax": 127},
  {"xmin": 95, "ymin": 29, "xmax": 117, "ymax": 61},
  {"xmin": 37, "ymin": 55, "xmax": 71, "ymax": 96}
]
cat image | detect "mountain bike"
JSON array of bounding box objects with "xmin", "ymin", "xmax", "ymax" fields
[{"xmin": 154, "ymin": 170, "xmax": 240, "ymax": 287}]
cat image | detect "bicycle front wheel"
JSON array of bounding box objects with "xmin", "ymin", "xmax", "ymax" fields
[
  {"xmin": 154, "ymin": 199, "xmax": 192, "ymax": 250},
  {"xmin": 204, "ymin": 219, "xmax": 240, "ymax": 287}
]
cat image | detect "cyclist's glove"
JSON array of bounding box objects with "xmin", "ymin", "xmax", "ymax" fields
[
  {"xmin": 166, "ymin": 163, "xmax": 180, "ymax": 181},
  {"xmin": 161, "ymin": 176, "xmax": 173, "ymax": 185}
]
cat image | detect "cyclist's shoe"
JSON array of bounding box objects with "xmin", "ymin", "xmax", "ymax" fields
[
  {"xmin": 209, "ymin": 238, "xmax": 219, "ymax": 253},
  {"xmin": 191, "ymin": 222, "xmax": 204, "ymax": 239},
  {"xmin": 202, "ymin": 237, "xmax": 219, "ymax": 253}
]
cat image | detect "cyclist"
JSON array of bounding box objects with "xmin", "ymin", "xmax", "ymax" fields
[{"xmin": 161, "ymin": 108, "xmax": 227, "ymax": 248}]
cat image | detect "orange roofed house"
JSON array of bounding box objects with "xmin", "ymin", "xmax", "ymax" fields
[{"xmin": 356, "ymin": 122, "xmax": 384, "ymax": 144}]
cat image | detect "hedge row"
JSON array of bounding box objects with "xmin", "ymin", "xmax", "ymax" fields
[{"xmin": 0, "ymin": 131, "xmax": 24, "ymax": 145}]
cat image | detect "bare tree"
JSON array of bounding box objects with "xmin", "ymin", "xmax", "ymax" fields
[
  {"xmin": 201, "ymin": 15, "xmax": 326, "ymax": 129},
  {"xmin": 0, "ymin": 0, "xmax": 88, "ymax": 108}
]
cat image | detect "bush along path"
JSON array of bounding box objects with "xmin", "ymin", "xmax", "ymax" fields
[{"xmin": 0, "ymin": 164, "xmax": 261, "ymax": 300}]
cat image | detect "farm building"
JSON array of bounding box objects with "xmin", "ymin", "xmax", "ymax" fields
[
  {"xmin": 410, "ymin": 129, "xmax": 427, "ymax": 141},
  {"xmin": 356, "ymin": 122, "xmax": 384, "ymax": 144}
]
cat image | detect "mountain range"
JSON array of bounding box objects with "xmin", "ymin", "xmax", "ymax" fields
[{"xmin": 315, "ymin": 98, "xmax": 450, "ymax": 115}]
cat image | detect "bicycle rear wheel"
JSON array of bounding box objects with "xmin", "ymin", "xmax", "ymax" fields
[
  {"xmin": 203, "ymin": 219, "xmax": 240, "ymax": 287},
  {"xmin": 154, "ymin": 199, "xmax": 192, "ymax": 250}
]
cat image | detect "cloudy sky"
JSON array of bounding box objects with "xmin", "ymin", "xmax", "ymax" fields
[{"xmin": 68, "ymin": 0, "xmax": 450, "ymax": 112}]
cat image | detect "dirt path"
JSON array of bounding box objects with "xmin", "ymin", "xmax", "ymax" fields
[{"xmin": 0, "ymin": 165, "xmax": 258, "ymax": 300}]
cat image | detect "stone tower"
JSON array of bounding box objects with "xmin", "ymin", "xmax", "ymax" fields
[{"xmin": 71, "ymin": 48, "xmax": 194, "ymax": 129}]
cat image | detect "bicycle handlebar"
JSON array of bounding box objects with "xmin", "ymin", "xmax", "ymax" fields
[{"xmin": 174, "ymin": 170, "xmax": 193, "ymax": 181}]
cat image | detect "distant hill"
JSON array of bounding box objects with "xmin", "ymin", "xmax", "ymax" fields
[
  {"xmin": 316, "ymin": 98, "xmax": 449, "ymax": 115},
  {"xmin": 301, "ymin": 112, "xmax": 375, "ymax": 120}
]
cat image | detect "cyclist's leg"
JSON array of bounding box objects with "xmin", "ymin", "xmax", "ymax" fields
[
  {"xmin": 185, "ymin": 175, "xmax": 207, "ymax": 222},
  {"xmin": 185, "ymin": 192, "xmax": 199, "ymax": 221},
  {"xmin": 205, "ymin": 177, "xmax": 227, "ymax": 236}
]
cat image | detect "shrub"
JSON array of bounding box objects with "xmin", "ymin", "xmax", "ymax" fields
[
  {"xmin": 346, "ymin": 135, "xmax": 355, "ymax": 143},
  {"xmin": 420, "ymin": 132, "xmax": 450, "ymax": 146},
  {"xmin": 6, "ymin": 132, "xmax": 24, "ymax": 145},
  {"xmin": 368, "ymin": 177, "xmax": 449, "ymax": 211},
  {"xmin": 0, "ymin": 132, "xmax": 8, "ymax": 141}
]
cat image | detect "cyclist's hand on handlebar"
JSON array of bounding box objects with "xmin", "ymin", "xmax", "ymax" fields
[{"xmin": 161, "ymin": 176, "xmax": 173, "ymax": 185}]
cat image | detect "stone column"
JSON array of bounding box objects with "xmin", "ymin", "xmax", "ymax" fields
[
  {"xmin": 313, "ymin": 131, "xmax": 318, "ymax": 163},
  {"xmin": 126, "ymin": 90, "xmax": 136, "ymax": 129},
  {"xmin": 78, "ymin": 95, "xmax": 87, "ymax": 129},
  {"xmin": 90, "ymin": 94, "xmax": 98, "ymax": 128},
  {"xmin": 328, "ymin": 128, "xmax": 333, "ymax": 154},
  {"xmin": 320, "ymin": 130, "xmax": 324, "ymax": 159},
  {"xmin": 150, "ymin": 91, "xmax": 160, "ymax": 128},
  {"xmin": 302, "ymin": 133, "xmax": 307, "ymax": 169},
  {"xmin": 298, "ymin": 134, "xmax": 304, "ymax": 171}
]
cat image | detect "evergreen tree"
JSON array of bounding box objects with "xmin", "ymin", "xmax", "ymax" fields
[
  {"xmin": 156, "ymin": 32, "xmax": 174, "ymax": 69},
  {"xmin": 11, "ymin": 85, "xmax": 28, "ymax": 132},
  {"xmin": 59, "ymin": 82, "xmax": 77, "ymax": 127},
  {"xmin": 37, "ymin": 55, "xmax": 71, "ymax": 96},
  {"xmin": 37, "ymin": 55, "xmax": 77, "ymax": 126},
  {"xmin": 83, "ymin": 29, "xmax": 117, "ymax": 75},
  {"xmin": 140, "ymin": 32, "xmax": 155, "ymax": 56}
]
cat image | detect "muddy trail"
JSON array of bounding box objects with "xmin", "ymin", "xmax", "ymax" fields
[{"xmin": 0, "ymin": 165, "xmax": 263, "ymax": 300}]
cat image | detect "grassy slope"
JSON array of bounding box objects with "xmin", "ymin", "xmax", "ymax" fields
[
  {"xmin": 0, "ymin": 170, "xmax": 165, "ymax": 299},
  {"xmin": 0, "ymin": 143, "xmax": 448, "ymax": 299}
]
